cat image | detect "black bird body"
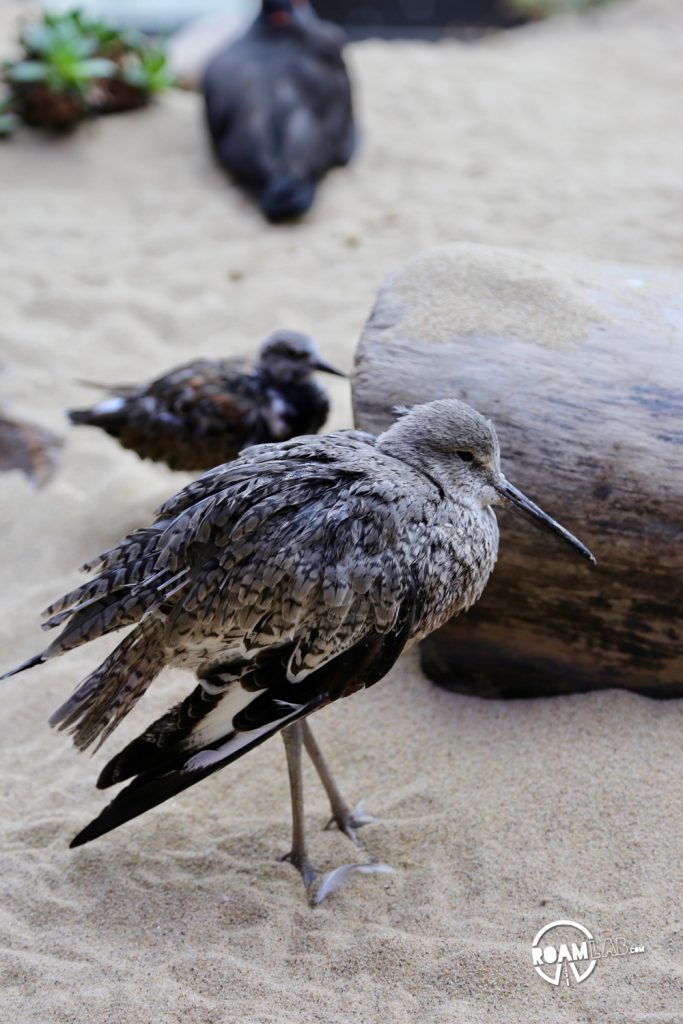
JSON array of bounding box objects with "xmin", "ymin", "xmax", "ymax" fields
[
  {"xmin": 202, "ymin": 1, "xmax": 354, "ymax": 220},
  {"xmin": 67, "ymin": 331, "xmax": 343, "ymax": 472}
]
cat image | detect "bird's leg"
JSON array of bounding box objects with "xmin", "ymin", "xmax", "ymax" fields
[
  {"xmin": 301, "ymin": 719, "xmax": 377, "ymax": 847},
  {"xmin": 280, "ymin": 721, "xmax": 393, "ymax": 905},
  {"xmin": 279, "ymin": 722, "xmax": 317, "ymax": 891}
]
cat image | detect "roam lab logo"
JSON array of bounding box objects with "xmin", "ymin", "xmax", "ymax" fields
[{"xmin": 531, "ymin": 919, "xmax": 646, "ymax": 986}]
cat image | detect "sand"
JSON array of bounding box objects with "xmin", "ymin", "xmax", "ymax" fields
[{"xmin": 1, "ymin": 1, "xmax": 682, "ymax": 1021}]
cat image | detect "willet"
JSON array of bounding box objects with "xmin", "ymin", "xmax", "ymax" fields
[
  {"xmin": 202, "ymin": 0, "xmax": 355, "ymax": 221},
  {"xmin": 3, "ymin": 399, "xmax": 595, "ymax": 902},
  {"xmin": 67, "ymin": 330, "xmax": 344, "ymax": 471}
]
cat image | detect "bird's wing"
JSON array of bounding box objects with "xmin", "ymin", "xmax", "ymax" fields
[
  {"xmin": 5, "ymin": 430, "xmax": 420, "ymax": 734},
  {"xmin": 131, "ymin": 358, "xmax": 253, "ymax": 425},
  {"xmin": 75, "ymin": 359, "xmax": 246, "ymax": 401},
  {"xmin": 71, "ymin": 358, "xmax": 264, "ymax": 469},
  {"xmin": 288, "ymin": 38, "xmax": 354, "ymax": 171},
  {"xmin": 202, "ymin": 25, "xmax": 353, "ymax": 184},
  {"xmin": 155, "ymin": 431, "xmax": 418, "ymax": 668},
  {"xmin": 202, "ymin": 43, "xmax": 277, "ymax": 183},
  {"xmin": 154, "ymin": 429, "xmax": 378, "ymax": 517}
]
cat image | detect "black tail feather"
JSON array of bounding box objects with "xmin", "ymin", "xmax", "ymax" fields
[
  {"xmin": 96, "ymin": 731, "xmax": 191, "ymax": 790},
  {"xmin": 67, "ymin": 406, "xmax": 127, "ymax": 436},
  {"xmin": 97, "ymin": 683, "xmax": 222, "ymax": 789},
  {"xmin": 0, "ymin": 652, "xmax": 46, "ymax": 681},
  {"xmin": 70, "ymin": 703, "xmax": 319, "ymax": 848},
  {"xmin": 70, "ymin": 761, "xmax": 218, "ymax": 848},
  {"xmin": 67, "ymin": 408, "xmax": 99, "ymax": 426}
]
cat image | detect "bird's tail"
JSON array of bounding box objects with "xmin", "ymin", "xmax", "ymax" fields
[
  {"xmin": 67, "ymin": 408, "xmax": 98, "ymax": 426},
  {"xmin": 67, "ymin": 396, "xmax": 129, "ymax": 435},
  {"xmin": 48, "ymin": 617, "xmax": 165, "ymax": 752},
  {"xmin": 69, "ymin": 725, "xmax": 280, "ymax": 849},
  {"xmin": 1, "ymin": 521, "xmax": 182, "ymax": 749},
  {"xmin": 261, "ymin": 175, "xmax": 315, "ymax": 222}
]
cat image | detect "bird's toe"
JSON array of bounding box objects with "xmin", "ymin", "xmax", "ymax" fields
[
  {"xmin": 279, "ymin": 849, "xmax": 318, "ymax": 890},
  {"xmin": 312, "ymin": 862, "xmax": 395, "ymax": 905}
]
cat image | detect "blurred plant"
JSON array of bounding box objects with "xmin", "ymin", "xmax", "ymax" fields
[
  {"xmin": 3, "ymin": 8, "xmax": 174, "ymax": 133},
  {"xmin": 501, "ymin": 0, "xmax": 616, "ymax": 17},
  {"xmin": 0, "ymin": 95, "xmax": 16, "ymax": 137},
  {"xmin": 122, "ymin": 48, "xmax": 174, "ymax": 96},
  {"xmin": 7, "ymin": 20, "xmax": 116, "ymax": 94},
  {"xmin": 91, "ymin": 43, "xmax": 174, "ymax": 115}
]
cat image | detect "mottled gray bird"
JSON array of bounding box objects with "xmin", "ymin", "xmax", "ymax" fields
[
  {"xmin": 67, "ymin": 330, "xmax": 344, "ymax": 472},
  {"xmin": 3, "ymin": 399, "xmax": 595, "ymax": 902},
  {"xmin": 202, "ymin": 0, "xmax": 354, "ymax": 221}
]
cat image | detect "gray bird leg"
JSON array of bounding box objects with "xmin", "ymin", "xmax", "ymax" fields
[
  {"xmin": 279, "ymin": 722, "xmax": 317, "ymax": 891},
  {"xmin": 301, "ymin": 720, "xmax": 377, "ymax": 847},
  {"xmin": 281, "ymin": 722, "xmax": 393, "ymax": 905}
]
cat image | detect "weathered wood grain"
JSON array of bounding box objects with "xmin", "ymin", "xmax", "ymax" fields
[{"xmin": 353, "ymin": 244, "xmax": 683, "ymax": 697}]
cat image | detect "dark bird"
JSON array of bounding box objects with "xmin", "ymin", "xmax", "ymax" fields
[
  {"xmin": 3, "ymin": 400, "xmax": 595, "ymax": 902},
  {"xmin": 67, "ymin": 330, "xmax": 344, "ymax": 472},
  {"xmin": 202, "ymin": 0, "xmax": 355, "ymax": 221}
]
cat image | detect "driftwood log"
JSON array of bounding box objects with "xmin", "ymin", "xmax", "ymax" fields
[{"xmin": 352, "ymin": 243, "xmax": 683, "ymax": 698}]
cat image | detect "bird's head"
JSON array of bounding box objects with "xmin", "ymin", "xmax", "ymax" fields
[
  {"xmin": 259, "ymin": 1, "xmax": 292, "ymax": 25},
  {"xmin": 377, "ymin": 398, "xmax": 596, "ymax": 565},
  {"xmin": 259, "ymin": 0, "xmax": 313, "ymax": 27},
  {"xmin": 258, "ymin": 331, "xmax": 346, "ymax": 383}
]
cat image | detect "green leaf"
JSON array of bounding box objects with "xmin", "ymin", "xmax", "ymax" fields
[
  {"xmin": 20, "ymin": 23, "xmax": 57, "ymax": 56},
  {"xmin": 122, "ymin": 49, "xmax": 174, "ymax": 94},
  {"xmin": 117, "ymin": 26, "xmax": 148, "ymax": 53},
  {"xmin": 6, "ymin": 60, "xmax": 50, "ymax": 83},
  {"xmin": 13, "ymin": 10, "xmax": 174, "ymax": 102},
  {"xmin": 79, "ymin": 57, "xmax": 117, "ymax": 79}
]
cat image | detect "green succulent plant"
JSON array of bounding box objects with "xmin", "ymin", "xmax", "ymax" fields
[
  {"xmin": 9, "ymin": 17, "xmax": 116, "ymax": 94},
  {"xmin": 4, "ymin": 7, "xmax": 174, "ymax": 134},
  {"xmin": 122, "ymin": 49, "xmax": 174, "ymax": 95}
]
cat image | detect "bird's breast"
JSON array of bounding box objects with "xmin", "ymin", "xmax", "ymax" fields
[
  {"xmin": 263, "ymin": 389, "xmax": 292, "ymax": 439},
  {"xmin": 411, "ymin": 503, "xmax": 500, "ymax": 640}
]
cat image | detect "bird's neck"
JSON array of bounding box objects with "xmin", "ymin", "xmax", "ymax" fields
[{"xmin": 376, "ymin": 434, "xmax": 446, "ymax": 499}]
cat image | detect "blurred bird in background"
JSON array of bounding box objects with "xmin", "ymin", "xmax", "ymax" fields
[
  {"xmin": 67, "ymin": 330, "xmax": 345, "ymax": 471},
  {"xmin": 202, "ymin": 0, "xmax": 355, "ymax": 221}
]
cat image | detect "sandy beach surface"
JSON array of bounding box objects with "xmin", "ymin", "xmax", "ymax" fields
[{"xmin": 1, "ymin": 1, "xmax": 682, "ymax": 1021}]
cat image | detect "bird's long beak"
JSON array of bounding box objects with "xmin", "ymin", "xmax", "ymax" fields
[
  {"xmin": 312, "ymin": 358, "xmax": 347, "ymax": 377},
  {"xmin": 496, "ymin": 477, "xmax": 596, "ymax": 565}
]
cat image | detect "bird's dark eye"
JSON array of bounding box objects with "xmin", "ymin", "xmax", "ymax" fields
[{"xmin": 456, "ymin": 451, "xmax": 474, "ymax": 463}]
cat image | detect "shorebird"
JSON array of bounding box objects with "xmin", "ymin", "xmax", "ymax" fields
[
  {"xmin": 3, "ymin": 399, "xmax": 595, "ymax": 903},
  {"xmin": 67, "ymin": 330, "xmax": 344, "ymax": 472},
  {"xmin": 202, "ymin": 0, "xmax": 354, "ymax": 221}
]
